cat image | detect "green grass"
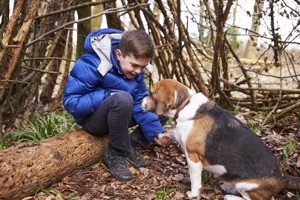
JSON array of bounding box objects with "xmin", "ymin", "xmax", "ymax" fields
[
  {"xmin": 202, "ymin": 171, "xmax": 214, "ymax": 184},
  {"xmin": 0, "ymin": 133, "xmax": 11, "ymax": 149},
  {"xmin": 35, "ymin": 188, "xmax": 80, "ymax": 200},
  {"xmin": 155, "ymin": 185, "xmax": 173, "ymax": 200},
  {"xmin": 0, "ymin": 111, "xmax": 79, "ymax": 149},
  {"xmin": 283, "ymin": 133, "xmax": 297, "ymax": 160}
]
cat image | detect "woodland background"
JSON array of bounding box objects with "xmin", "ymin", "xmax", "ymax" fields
[{"xmin": 0, "ymin": 0, "xmax": 300, "ymax": 199}]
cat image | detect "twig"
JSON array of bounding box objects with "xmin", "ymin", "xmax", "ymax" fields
[
  {"xmin": 0, "ymin": 80, "xmax": 29, "ymax": 84},
  {"xmin": 26, "ymin": 3, "xmax": 150, "ymax": 48},
  {"xmin": 225, "ymin": 37, "xmax": 257, "ymax": 106},
  {"xmin": 263, "ymin": 100, "xmax": 300, "ymax": 125},
  {"xmin": 262, "ymin": 101, "xmax": 280, "ymax": 126},
  {"xmin": 263, "ymin": 45, "xmax": 284, "ymax": 126},
  {"xmin": 227, "ymin": 24, "xmax": 300, "ymax": 46},
  {"xmin": 242, "ymin": 68, "xmax": 300, "ymax": 79},
  {"xmin": 21, "ymin": 66, "xmax": 60, "ymax": 74},
  {"xmin": 35, "ymin": 0, "xmax": 113, "ymax": 20},
  {"xmin": 22, "ymin": 57, "xmax": 75, "ymax": 62},
  {"xmin": 221, "ymin": 78, "xmax": 300, "ymax": 94}
]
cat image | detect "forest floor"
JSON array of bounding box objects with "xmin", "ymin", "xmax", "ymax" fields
[
  {"xmin": 24, "ymin": 112, "xmax": 300, "ymax": 200},
  {"xmin": 23, "ymin": 62, "xmax": 300, "ymax": 200}
]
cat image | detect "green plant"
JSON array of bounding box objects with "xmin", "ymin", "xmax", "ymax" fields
[
  {"xmin": 0, "ymin": 134, "xmax": 12, "ymax": 149},
  {"xmin": 283, "ymin": 134, "xmax": 297, "ymax": 160},
  {"xmin": 202, "ymin": 171, "xmax": 214, "ymax": 184},
  {"xmin": 154, "ymin": 182, "xmax": 173, "ymax": 200},
  {"xmin": 166, "ymin": 117, "xmax": 174, "ymax": 125},
  {"xmin": 35, "ymin": 188, "xmax": 80, "ymax": 200},
  {"xmin": 2, "ymin": 111, "xmax": 79, "ymax": 149},
  {"xmin": 12, "ymin": 111, "xmax": 79, "ymax": 143},
  {"xmin": 248, "ymin": 122, "xmax": 269, "ymax": 134}
]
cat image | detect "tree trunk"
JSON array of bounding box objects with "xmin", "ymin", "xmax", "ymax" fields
[
  {"xmin": 243, "ymin": 0, "xmax": 265, "ymax": 59},
  {"xmin": 0, "ymin": 0, "xmax": 25, "ymax": 89},
  {"xmin": 0, "ymin": 130, "xmax": 109, "ymax": 200},
  {"xmin": 50, "ymin": 26, "xmax": 74, "ymax": 108},
  {"xmin": 0, "ymin": 0, "xmax": 40, "ymax": 91},
  {"xmin": 40, "ymin": 0, "xmax": 66, "ymax": 105},
  {"xmin": 91, "ymin": 0, "xmax": 103, "ymax": 31},
  {"xmin": 76, "ymin": 0, "xmax": 91, "ymax": 59},
  {"xmin": 105, "ymin": 0, "xmax": 122, "ymax": 30}
]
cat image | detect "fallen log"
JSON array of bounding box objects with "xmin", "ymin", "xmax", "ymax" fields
[{"xmin": 0, "ymin": 129, "xmax": 109, "ymax": 200}]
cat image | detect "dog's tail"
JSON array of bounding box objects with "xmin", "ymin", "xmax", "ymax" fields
[{"xmin": 284, "ymin": 174, "xmax": 300, "ymax": 191}]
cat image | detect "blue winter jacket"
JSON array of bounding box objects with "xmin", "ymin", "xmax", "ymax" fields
[{"xmin": 63, "ymin": 28, "xmax": 164, "ymax": 142}]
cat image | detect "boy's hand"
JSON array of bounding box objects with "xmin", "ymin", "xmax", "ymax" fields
[{"xmin": 153, "ymin": 135, "xmax": 171, "ymax": 147}]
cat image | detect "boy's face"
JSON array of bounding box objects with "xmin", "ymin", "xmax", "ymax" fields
[{"xmin": 116, "ymin": 49, "xmax": 150, "ymax": 79}]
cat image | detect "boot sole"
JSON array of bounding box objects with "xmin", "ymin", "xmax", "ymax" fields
[{"xmin": 126, "ymin": 158, "xmax": 152, "ymax": 168}]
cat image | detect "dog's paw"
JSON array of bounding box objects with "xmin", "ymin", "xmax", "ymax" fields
[
  {"xmin": 156, "ymin": 133, "xmax": 168, "ymax": 139},
  {"xmin": 154, "ymin": 134, "xmax": 171, "ymax": 147},
  {"xmin": 186, "ymin": 191, "xmax": 199, "ymax": 199}
]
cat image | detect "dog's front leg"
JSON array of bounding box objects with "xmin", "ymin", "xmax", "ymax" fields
[{"xmin": 186, "ymin": 155, "xmax": 203, "ymax": 198}]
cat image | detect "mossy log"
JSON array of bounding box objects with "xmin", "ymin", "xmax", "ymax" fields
[{"xmin": 0, "ymin": 130, "xmax": 109, "ymax": 200}]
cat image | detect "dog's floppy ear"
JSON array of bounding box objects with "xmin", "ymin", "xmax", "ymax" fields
[
  {"xmin": 150, "ymin": 83, "xmax": 160, "ymax": 95},
  {"xmin": 150, "ymin": 81, "xmax": 176, "ymax": 115},
  {"xmin": 155, "ymin": 101, "xmax": 168, "ymax": 115}
]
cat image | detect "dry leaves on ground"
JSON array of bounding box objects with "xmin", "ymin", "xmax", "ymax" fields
[{"xmin": 25, "ymin": 114, "xmax": 299, "ymax": 200}]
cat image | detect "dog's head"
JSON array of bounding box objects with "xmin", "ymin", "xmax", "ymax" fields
[{"xmin": 142, "ymin": 79, "xmax": 195, "ymax": 117}]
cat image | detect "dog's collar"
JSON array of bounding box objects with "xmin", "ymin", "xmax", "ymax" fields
[{"xmin": 173, "ymin": 95, "xmax": 193, "ymax": 121}]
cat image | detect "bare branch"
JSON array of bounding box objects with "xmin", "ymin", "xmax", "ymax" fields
[
  {"xmin": 35, "ymin": 0, "xmax": 113, "ymax": 20},
  {"xmin": 26, "ymin": 3, "xmax": 150, "ymax": 48}
]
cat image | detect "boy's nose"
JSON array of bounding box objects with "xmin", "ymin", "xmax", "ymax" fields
[{"xmin": 135, "ymin": 67, "xmax": 141, "ymax": 74}]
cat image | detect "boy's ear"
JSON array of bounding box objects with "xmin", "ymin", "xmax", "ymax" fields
[{"xmin": 115, "ymin": 49, "xmax": 122, "ymax": 60}]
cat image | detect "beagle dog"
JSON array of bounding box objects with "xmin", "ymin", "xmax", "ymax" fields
[{"xmin": 142, "ymin": 79, "xmax": 300, "ymax": 200}]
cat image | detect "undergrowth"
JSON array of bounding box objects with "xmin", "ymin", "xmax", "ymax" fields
[{"xmin": 0, "ymin": 111, "xmax": 79, "ymax": 149}]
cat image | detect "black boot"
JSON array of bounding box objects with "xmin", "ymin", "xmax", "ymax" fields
[
  {"xmin": 127, "ymin": 147, "xmax": 152, "ymax": 168},
  {"xmin": 103, "ymin": 147, "xmax": 133, "ymax": 181}
]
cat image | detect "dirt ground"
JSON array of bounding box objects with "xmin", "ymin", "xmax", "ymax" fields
[
  {"xmin": 23, "ymin": 61, "xmax": 300, "ymax": 200},
  {"xmin": 24, "ymin": 113, "xmax": 300, "ymax": 200}
]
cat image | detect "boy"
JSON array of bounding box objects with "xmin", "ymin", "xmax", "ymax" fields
[{"xmin": 63, "ymin": 28, "xmax": 170, "ymax": 181}]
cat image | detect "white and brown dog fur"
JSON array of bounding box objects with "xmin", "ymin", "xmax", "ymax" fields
[{"xmin": 142, "ymin": 79, "xmax": 300, "ymax": 200}]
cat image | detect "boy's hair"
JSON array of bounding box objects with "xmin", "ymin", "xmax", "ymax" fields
[{"xmin": 118, "ymin": 30, "xmax": 154, "ymax": 59}]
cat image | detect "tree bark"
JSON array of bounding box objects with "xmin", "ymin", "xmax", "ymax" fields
[
  {"xmin": 76, "ymin": 0, "xmax": 92, "ymax": 59},
  {"xmin": 243, "ymin": 0, "xmax": 265, "ymax": 59},
  {"xmin": 0, "ymin": 130, "xmax": 109, "ymax": 200},
  {"xmin": 0, "ymin": 0, "xmax": 40, "ymax": 91},
  {"xmin": 91, "ymin": 0, "xmax": 103, "ymax": 31},
  {"xmin": 105, "ymin": 0, "xmax": 123, "ymax": 30},
  {"xmin": 0, "ymin": 0, "xmax": 25, "ymax": 88}
]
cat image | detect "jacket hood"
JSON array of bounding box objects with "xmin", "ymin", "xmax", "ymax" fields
[
  {"xmin": 84, "ymin": 28, "xmax": 154, "ymax": 76},
  {"xmin": 84, "ymin": 28, "xmax": 123, "ymax": 53},
  {"xmin": 84, "ymin": 28, "xmax": 123, "ymax": 76}
]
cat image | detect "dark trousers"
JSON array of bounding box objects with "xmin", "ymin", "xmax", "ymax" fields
[{"xmin": 81, "ymin": 91, "xmax": 168, "ymax": 153}]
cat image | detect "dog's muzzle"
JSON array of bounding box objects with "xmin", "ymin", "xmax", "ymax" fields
[{"xmin": 141, "ymin": 96, "xmax": 155, "ymax": 112}]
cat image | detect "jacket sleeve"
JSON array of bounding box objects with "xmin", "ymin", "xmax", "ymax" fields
[
  {"xmin": 63, "ymin": 54, "xmax": 109, "ymax": 118},
  {"xmin": 132, "ymin": 80, "xmax": 164, "ymax": 142}
]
